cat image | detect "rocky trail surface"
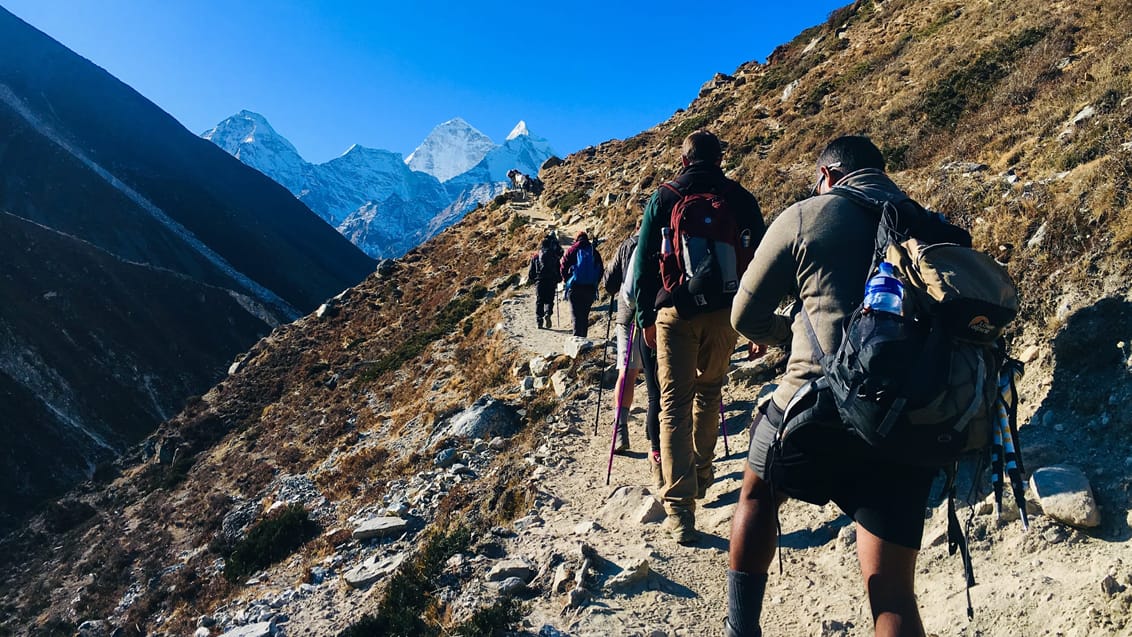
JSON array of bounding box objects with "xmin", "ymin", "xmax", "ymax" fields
[{"xmin": 483, "ymin": 274, "xmax": 1132, "ymax": 637}]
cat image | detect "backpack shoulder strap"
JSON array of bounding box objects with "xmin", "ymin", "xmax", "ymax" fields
[{"xmin": 661, "ymin": 182, "xmax": 683, "ymax": 198}]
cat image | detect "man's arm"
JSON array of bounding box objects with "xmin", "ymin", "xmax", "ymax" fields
[
  {"xmin": 632, "ymin": 190, "xmax": 664, "ymax": 329},
  {"xmin": 731, "ymin": 207, "xmax": 798, "ymax": 346},
  {"xmin": 603, "ymin": 240, "xmax": 627, "ymax": 296},
  {"xmin": 559, "ymin": 245, "xmax": 575, "ymax": 281}
]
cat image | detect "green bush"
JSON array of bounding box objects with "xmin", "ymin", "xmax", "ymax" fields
[
  {"xmin": 223, "ymin": 505, "xmax": 319, "ymax": 583},
  {"xmin": 507, "ymin": 214, "xmax": 528, "ymax": 234},
  {"xmin": 551, "ymin": 190, "xmax": 585, "ymax": 214},
  {"xmin": 340, "ymin": 527, "xmax": 472, "ymax": 637},
  {"xmin": 360, "ymin": 294, "xmax": 483, "ymax": 380},
  {"xmin": 452, "ymin": 596, "xmax": 526, "ymax": 636},
  {"xmin": 670, "ymin": 102, "xmax": 727, "ymax": 140},
  {"xmin": 918, "ymin": 27, "xmax": 1049, "ymax": 130}
]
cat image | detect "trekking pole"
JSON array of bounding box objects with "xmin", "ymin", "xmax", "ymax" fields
[
  {"xmin": 607, "ymin": 321, "xmax": 635, "ymax": 485},
  {"xmin": 719, "ymin": 398, "xmax": 730, "ymax": 457},
  {"xmin": 592, "ymin": 296, "xmax": 614, "ymax": 436}
]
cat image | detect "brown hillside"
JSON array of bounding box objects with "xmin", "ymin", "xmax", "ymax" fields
[{"xmin": 2, "ymin": 0, "xmax": 1131, "ymax": 635}]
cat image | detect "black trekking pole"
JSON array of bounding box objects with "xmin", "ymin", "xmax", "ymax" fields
[
  {"xmin": 607, "ymin": 320, "xmax": 636, "ymax": 485},
  {"xmin": 593, "ymin": 296, "xmax": 615, "ymax": 436}
]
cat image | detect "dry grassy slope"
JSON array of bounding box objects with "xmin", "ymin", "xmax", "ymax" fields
[{"xmin": 3, "ymin": 0, "xmax": 1132, "ymax": 633}]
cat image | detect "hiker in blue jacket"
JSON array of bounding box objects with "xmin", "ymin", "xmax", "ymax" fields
[
  {"xmin": 560, "ymin": 230, "xmax": 603, "ymax": 337},
  {"xmin": 726, "ymin": 136, "xmax": 936, "ymax": 637}
]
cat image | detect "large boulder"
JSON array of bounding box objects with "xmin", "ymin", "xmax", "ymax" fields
[
  {"xmin": 1030, "ymin": 464, "xmax": 1101, "ymax": 528},
  {"xmin": 598, "ymin": 486, "xmax": 665, "ymax": 527},
  {"xmin": 430, "ymin": 395, "xmax": 521, "ymax": 443},
  {"xmin": 353, "ymin": 516, "xmax": 409, "ymax": 540},
  {"xmin": 344, "ymin": 553, "xmax": 406, "ymax": 588}
]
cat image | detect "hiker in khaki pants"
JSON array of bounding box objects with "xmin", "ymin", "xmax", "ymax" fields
[
  {"xmin": 655, "ymin": 306, "xmax": 737, "ymax": 515},
  {"xmin": 632, "ymin": 130, "xmax": 765, "ymax": 544}
]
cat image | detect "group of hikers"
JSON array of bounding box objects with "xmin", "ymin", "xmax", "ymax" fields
[{"xmin": 525, "ymin": 130, "xmax": 1023, "ymax": 636}]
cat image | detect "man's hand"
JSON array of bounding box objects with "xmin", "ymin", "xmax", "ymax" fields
[
  {"xmin": 643, "ymin": 324, "xmax": 657, "ymax": 350},
  {"xmin": 747, "ymin": 342, "xmax": 767, "ymax": 361}
]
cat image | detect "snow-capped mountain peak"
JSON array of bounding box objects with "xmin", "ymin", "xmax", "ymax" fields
[
  {"xmin": 201, "ymin": 111, "xmax": 307, "ymax": 194},
  {"xmin": 406, "ymin": 118, "xmax": 496, "ymax": 182},
  {"xmin": 205, "ymin": 112, "xmax": 555, "ymax": 259},
  {"xmin": 506, "ymin": 120, "xmax": 530, "ymax": 141}
]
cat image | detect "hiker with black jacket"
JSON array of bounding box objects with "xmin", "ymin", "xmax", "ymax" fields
[
  {"xmin": 602, "ymin": 229, "xmax": 662, "ymax": 473},
  {"xmin": 726, "ymin": 136, "xmax": 937, "ymax": 637},
  {"xmin": 560, "ymin": 230, "xmax": 603, "ymax": 337},
  {"xmin": 528, "ymin": 231, "xmax": 563, "ymax": 329},
  {"xmin": 631, "ymin": 130, "xmax": 765, "ymax": 544}
]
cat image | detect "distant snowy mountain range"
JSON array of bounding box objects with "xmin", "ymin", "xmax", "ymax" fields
[{"xmin": 202, "ymin": 112, "xmax": 555, "ymax": 258}]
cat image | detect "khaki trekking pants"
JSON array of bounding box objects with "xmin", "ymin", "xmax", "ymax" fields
[{"xmin": 655, "ymin": 307, "xmax": 738, "ymax": 514}]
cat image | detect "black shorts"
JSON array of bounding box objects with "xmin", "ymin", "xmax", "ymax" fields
[{"xmin": 747, "ymin": 395, "xmax": 938, "ymax": 550}]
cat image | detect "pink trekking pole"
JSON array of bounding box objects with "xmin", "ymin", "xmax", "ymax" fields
[
  {"xmin": 607, "ymin": 322, "xmax": 636, "ymax": 485},
  {"xmin": 719, "ymin": 399, "xmax": 730, "ymax": 457}
]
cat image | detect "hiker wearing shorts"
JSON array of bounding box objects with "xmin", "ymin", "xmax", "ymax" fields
[
  {"xmin": 726, "ymin": 136, "xmax": 936, "ymax": 637},
  {"xmin": 603, "ymin": 230, "xmax": 662, "ymax": 475},
  {"xmin": 631, "ymin": 130, "xmax": 765, "ymax": 544}
]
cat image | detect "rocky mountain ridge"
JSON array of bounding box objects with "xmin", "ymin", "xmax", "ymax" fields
[
  {"xmin": 2, "ymin": 0, "xmax": 1131, "ymax": 635},
  {"xmin": 203, "ymin": 112, "xmax": 556, "ymax": 258},
  {"xmin": 0, "ymin": 7, "xmax": 374, "ymax": 527}
]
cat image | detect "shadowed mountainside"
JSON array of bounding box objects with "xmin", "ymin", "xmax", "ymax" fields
[{"xmin": 0, "ymin": 7, "xmax": 375, "ymax": 524}]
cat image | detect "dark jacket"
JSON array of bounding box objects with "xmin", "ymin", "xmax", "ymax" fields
[
  {"xmin": 528, "ymin": 237, "xmax": 563, "ymax": 284},
  {"xmin": 631, "ymin": 162, "xmax": 765, "ymax": 327},
  {"xmin": 560, "ymin": 237, "xmax": 603, "ymax": 287},
  {"xmin": 730, "ymin": 168, "xmax": 912, "ymax": 410},
  {"xmin": 603, "ymin": 234, "xmax": 639, "ymax": 325}
]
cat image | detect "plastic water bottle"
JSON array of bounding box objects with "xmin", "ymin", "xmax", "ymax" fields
[
  {"xmin": 661, "ymin": 227, "xmax": 674, "ymax": 257},
  {"xmin": 863, "ymin": 262, "xmax": 904, "ymax": 316}
]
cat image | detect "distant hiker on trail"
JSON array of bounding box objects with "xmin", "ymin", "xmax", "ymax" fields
[
  {"xmin": 602, "ymin": 227, "xmax": 661, "ymax": 470},
  {"xmin": 726, "ymin": 136, "xmax": 939, "ymax": 637},
  {"xmin": 528, "ymin": 231, "xmax": 563, "ymax": 329},
  {"xmin": 630, "ymin": 130, "xmax": 765, "ymax": 544},
  {"xmin": 560, "ymin": 230, "xmax": 603, "ymax": 337}
]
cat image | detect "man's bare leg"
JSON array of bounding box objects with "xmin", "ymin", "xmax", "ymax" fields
[{"xmin": 856, "ymin": 524, "xmax": 926, "ymax": 637}]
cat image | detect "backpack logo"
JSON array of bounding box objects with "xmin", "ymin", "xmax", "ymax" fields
[
  {"xmin": 657, "ymin": 183, "xmax": 754, "ymax": 315},
  {"xmin": 968, "ymin": 316, "xmax": 994, "ymax": 334}
]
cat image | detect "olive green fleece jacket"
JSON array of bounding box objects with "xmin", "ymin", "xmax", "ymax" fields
[{"xmin": 731, "ymin": 169, "xmax": 912, "ymax": 410}]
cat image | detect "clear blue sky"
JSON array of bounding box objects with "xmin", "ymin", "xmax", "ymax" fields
[{"xmin": 4, "ymin": 0, "xmax": 850, "ymax": 163}]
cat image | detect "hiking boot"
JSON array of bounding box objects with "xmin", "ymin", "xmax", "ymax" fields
[
  {"xmin": 613, "ymin": 422, "xmax": 630, "ymax": 454},
  {"xmin": 650, "ymin": 452, "xmax": 664, "ymax": 492},
  {"xmin": 663, "ymin": 508, "xmax": 697, "ymax": 545},
  {"xmin": 723, "ymin": 617, "xmax": 760, "ymax": 637}
]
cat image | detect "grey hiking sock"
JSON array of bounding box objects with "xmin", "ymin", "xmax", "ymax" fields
[
  {"xmin": 726, "ymin": 570, "xmax": 767, "ymax": 637},
  {"xmin": 617, "ymin": 406, "xmax": 630, "ymax": 426}
]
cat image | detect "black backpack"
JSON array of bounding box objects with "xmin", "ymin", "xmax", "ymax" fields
[
  {"xmin": 792, "ymin": 186, "xmax": 1018, "ymax": 467},
  {"xmin": 536, "ymin": 241, "xmax": 561, "ymax": 282}
]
